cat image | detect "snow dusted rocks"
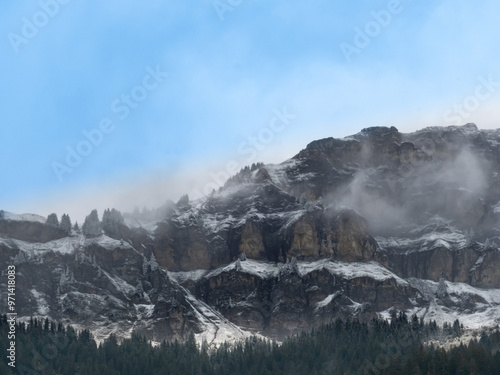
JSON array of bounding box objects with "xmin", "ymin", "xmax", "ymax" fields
[
  {"xmin": 176, "ymin": 258, "xmax": 420, "ymax": 340},
  {"xmin": 152, "ymin": 181, "xmax": 377, "ymax": 271},
  {"xmin": 0, "ymin": 231, "xmax": 211, "ymax": 343},
  {"xmin": 3, "ymin": 124, "xmax": 500, "ymax": 342}
]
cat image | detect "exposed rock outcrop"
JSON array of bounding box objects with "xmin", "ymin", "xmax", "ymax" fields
[{"xmin": 3, "ymin": 123, "xmax": 500, "ymax": 343}]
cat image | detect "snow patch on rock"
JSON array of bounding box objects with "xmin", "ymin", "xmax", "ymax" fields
[
  {"xmin": 315, "ymin": 291, "xmax": 342, "ymax": 311},
  {"xmin": 30, "ymin": 289, "xmax": 50, "ymax": 315}
]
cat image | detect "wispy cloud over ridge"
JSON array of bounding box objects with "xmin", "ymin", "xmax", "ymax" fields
[{"xmin": 1, "ymin": 0, "xmax": 500, "ymax": 220}]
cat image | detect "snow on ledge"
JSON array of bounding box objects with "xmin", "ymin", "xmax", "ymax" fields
[
  {"xmin": 298, "ymin": 259, "xmax": 409, "ymax": 286},
  {"xmin": 171, "ymin": 258, "xmax": 407, "ymax": 286},
  {"xmin": 5, "ymin": 234, "xmax": 134, "ymax": 256},
  {"xmin": 2, "ymin": 211, "xmax": 46, "ymax": 224}
]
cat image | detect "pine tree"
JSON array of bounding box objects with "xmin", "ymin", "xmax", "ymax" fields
[
  {"xmin": 60, "ymin": 213, "xmax": 72, "ymax": 234},
  {"xmin": 453, "ymin": 319, "xmax": 462, "ymax": 337},
  {"xmin": 46, "ymin": 213, "xmax": 59, "ymax": 228},
  {"xmin": 411, "ymin": 314, "xmax": 421, "ymax": 331},
  {"xmin": 82, "ymin": 209, "xmax": 101, "ymax": 237},
  {"xmin": 177, "ymin": 194, "xmax": 189, "ymax": 207},
  {"xmin": 73, "ymin": 222, "xmax": 80, "ymax": 232},
  {"xmin": 102, "ymin": 208, "xmax": 124, "ymax": 236}
]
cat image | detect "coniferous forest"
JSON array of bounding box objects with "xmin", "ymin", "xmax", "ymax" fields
[{"xmin": 1, "ymin": 313, "xmax": 500, "ymax": 375}]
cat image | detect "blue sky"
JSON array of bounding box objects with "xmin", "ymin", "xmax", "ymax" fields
[{"xmin": 1, "ymin": 0, "xmax": 500, "ymax": 223}]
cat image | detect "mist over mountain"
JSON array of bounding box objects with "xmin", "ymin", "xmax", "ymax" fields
[{"xmin": 2, "ymin": 123, "xmax": 500, "ymax": 344}]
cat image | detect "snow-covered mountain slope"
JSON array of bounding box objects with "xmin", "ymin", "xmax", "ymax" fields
[
  {"xmin": 406, "ymin": 278, "xmax": 500, "ymax": 329},
  {"xmin": 2, "ymin": 123, "xmax": 500, "ymax": 343}
]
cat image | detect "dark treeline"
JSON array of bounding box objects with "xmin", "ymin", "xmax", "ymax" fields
[{"xmin": 1, "ymin": 313, "xmax": 499, "ymax": 374}]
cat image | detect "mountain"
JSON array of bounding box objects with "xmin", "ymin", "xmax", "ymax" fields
[{"xmin": 2, "ymin": 123, "xmax": 500, "ymax": 344}]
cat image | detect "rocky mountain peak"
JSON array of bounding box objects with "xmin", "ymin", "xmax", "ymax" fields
[
  {"xmin": 357, "ymin": 125, "xmax": 401, "ymax": 141},
  {"xmin": 3, "ymin": 124, "xmax": 500, "ymax": 343}
]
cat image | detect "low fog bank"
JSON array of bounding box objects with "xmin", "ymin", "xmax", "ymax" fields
[{"xmin": 326, "ymin": 133, "xmax": 498, "ymax": 237}]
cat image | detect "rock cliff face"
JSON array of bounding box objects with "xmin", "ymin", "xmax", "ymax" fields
[
  {"xmin": 187, "ymin": 259, "xmax": 420, "ymax": 339},
  {"xmin": 0, "ymin": 219, "xmax": 67, "ymax": 243},
  {"xmin": 2, "ymin": 123, "xmax": 500, "ymax": 343}
]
